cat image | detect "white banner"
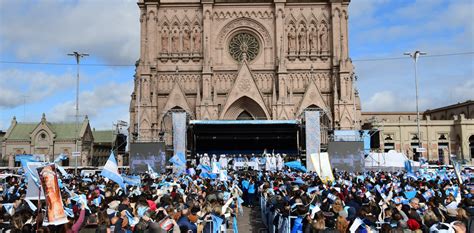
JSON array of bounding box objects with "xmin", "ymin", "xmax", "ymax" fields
[
  {"xmin": 172, "ymin": 112, "xmax": 187, "ymax": 159},
  {"xmin": 305, "ymin": 111, "xmax": 321, "ymax": 172}
]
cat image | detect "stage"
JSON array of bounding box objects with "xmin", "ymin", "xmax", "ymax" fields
[{"xmin": 188, "ymin": 120, "xmax": 301, "ymax": 156}]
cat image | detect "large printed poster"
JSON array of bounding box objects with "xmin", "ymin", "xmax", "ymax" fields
[
  {"xmin": 305, "ymin": 111, "xmax": 321, "ymax": 172},
  {"xmin": 172, "ymin": 112, "xmax": 187, "ymax": 158},
  {"xmin": 37, "ymin": 164, "xmax": 68, "ymax": 225}
]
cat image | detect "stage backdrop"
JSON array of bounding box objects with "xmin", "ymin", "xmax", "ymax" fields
[
  {"xmin": 129, "ymin": 142, "xmax": 167, "ymax": 173},
  {"xmin": 327, "ymin": 141, "xmax": 365, "ymax": 172}
]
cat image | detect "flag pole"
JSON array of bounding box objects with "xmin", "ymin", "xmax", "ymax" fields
[{"xmin": 37, "ymin": 186, "xmax": 41, "ymax": 232}]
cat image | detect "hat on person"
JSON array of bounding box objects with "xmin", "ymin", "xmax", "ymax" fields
[
  {"xmin": 407, "ymin": 219, "xmax": 420, "ymax": 230},
  {"xmin": 338, "ymin": 210, "xmax": 348, "ymax": 219},
  {"xmin": 108, "ymin": 200, "xmax": 120, "ymax": 210},
  {"xmin": 147, "ymin": 200, "xmax": 157, "ymax": 211}
]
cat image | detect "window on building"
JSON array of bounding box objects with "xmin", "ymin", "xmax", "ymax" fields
[
  {"xmin": 470, "ymin": 135, "xmax": 474, "ymax": 159},
  {"xmin": 62, "ymin": 157, "xmax": 69, "ymax": 167},
  {"xmin": 411, "ymin": 142, "xmax": 420, "ymax": 161},
  {"xmin": 384, "ymin": 143, "xmax": 394, "ymax": 153},
  {"xmin": 438, "ymin": 143, "xmax": 449, "ymax": 164}
]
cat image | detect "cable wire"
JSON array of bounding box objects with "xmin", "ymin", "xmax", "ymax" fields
[{"xmin": 0, "ymin": 51, "xmax": 473, "ymax": 66}]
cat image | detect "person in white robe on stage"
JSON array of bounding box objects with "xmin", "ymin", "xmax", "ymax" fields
[
  {"xmin": 219, "ymin": 154, "xmax": 228, "ymax": 170},
  {"xmin": 202, "ymin": 153, "xmax": 210, "ymax": 167},
  {"xmin": 211, "ymin": 154, "xmax": 219, "ymax": 173},
  {"xmin": 265, "ymin": 154, "xmax": 272, "ymax": 171},
  {"xmin": 276, "ymin": 153, "xmax": 284, "ymax": 171},
  {"xmin": 270, "ymin": 154, "xmax": 277, "ymax": 171}
]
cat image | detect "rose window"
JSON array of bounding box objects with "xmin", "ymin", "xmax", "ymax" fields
[{"xmin": 229, "ymin": 33, "xmax": 259, "ymax": 61}]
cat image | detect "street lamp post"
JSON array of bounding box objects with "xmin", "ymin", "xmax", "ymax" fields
[
  {"xmin": 68, "ymin": 51, "xmax": 89, "ymax": 174},
  {"xmin": 404, "ymin": 51, "xmax": 426, "ymax": 161}
]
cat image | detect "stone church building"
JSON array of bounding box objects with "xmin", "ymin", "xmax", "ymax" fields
[{"xmin": 130, "ymin": 0, "xmax": 360, "ymax": 147}]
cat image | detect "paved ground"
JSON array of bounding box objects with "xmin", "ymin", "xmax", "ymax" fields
[{"xmin": 236, "ymin": 205, "xmax": 267, "ymax": 233}]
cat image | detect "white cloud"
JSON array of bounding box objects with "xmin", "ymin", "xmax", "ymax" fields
[
  {"xmin": 451, "ymin": 79, "xmax": 474, "ymax": 102},
  {"xmin": 0, "ymin": 69, "xmax": 75, "ymax": 108},
  {"xmin": 350, "ymin": 0, "xmax": 474, "ymax": 112},
  {"xmin": 48, "ymin": 81, "xmax": 133, "ymax": 128},
  {"xmin": 0, "ymin": 0, "xmax": 139, "ymax": 64}
]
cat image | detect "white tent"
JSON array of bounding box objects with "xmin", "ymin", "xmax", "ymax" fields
[{"xmin": 365, "ymin": 150, "xmax": 420, "ymax": 168}]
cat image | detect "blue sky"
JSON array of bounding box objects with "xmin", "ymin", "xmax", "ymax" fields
[{"xmin": 0, "ymin": 0, "xmax": 473, "ymax": 131}]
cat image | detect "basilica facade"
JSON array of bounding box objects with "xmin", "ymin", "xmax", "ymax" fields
[{"xmin": 130, "ymin": 0, "xmax": 361, "ymax": 145}]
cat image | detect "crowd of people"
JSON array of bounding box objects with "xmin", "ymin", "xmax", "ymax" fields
[
  {"xmin": 0, "ymin": 170, "xmax": 244, "ymax": 233},
  {"xmin": 257, "ymin": 169, "xmax": 473, "ymax": 232},
  {"xmin": 0, "ymin": 158, "xmax": 473, "ymax": 233}
]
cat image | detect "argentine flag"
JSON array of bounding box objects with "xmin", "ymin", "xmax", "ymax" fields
[
  {"xmin": 169, "ymin": 152, "xmax": 186, "ymax": 174},
  {"xmin": 100, "ymin": 151, "xmax": 125, "ymax": 188}
]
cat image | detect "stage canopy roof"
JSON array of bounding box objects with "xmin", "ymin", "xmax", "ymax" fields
[{"xmin": 189, "ymin": 120, "xmax": 299, "ymax": 125}]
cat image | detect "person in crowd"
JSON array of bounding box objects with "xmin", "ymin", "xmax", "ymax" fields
[{"xmin": 0, "ymin": 154, "xmax": 473, "ymax": 233}]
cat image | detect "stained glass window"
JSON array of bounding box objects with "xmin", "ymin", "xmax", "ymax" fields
[{"xmin": 229, "ymin": 32, "xmax": 259, "ymax": 61}]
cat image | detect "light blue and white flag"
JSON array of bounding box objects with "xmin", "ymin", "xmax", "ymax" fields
[
  {"xmin": 125, "ymin": 210, "xmax": 139, "ymax": 226},
  {"xmin": 92, "ymin": 195, "xmax": 103, "ymax": 207},
  {"xmin": 211, "ymin": 215, "xmax": 224, "ymax": 233},
  {"xmin": 21, "ymin": 160, "xmax": 41, "ymax": 187},
  {"xmin": 404, "ymin": 191, "xmax": 417, "ymax": 200},
  {"xmin": 71, "ymin": 194, "xmax": 91, "ymax": 212},
  {"xmin": 169, "ymin": 152, "xmax": 186, "ymax": 174},
  {"xmin": 197, "ymin": 164, "xmax": 212, "ymax": 172},
  {"xmin": 237, "ymin": 196, "xmax": 244, "ymax": 215},
  {"xmin": 451, "ymin": 159, "xmax": 463, "ymax": 185},
  {"xmin": 233, "ymin": 216, "xmax": 239, "ymax": 233},
  {"xmin": 404, "ymin": 160, "xmax": 413, "ymax": 175},
  {"xmin": 147, "ymin": 164, "xmax": 159, "ymax": 179},
  {"xmin": 123, "ymin": 175, "xmax": 141, "ymax": 187},
  {"xmin": 100, "ymin": 151, "xmax": 125, "ymax": 188},
  {"xmin": 137, "ymin": 206, "xmax": 149, "ymax": 218},
  {"xmin": 284, "ymin": 161, "xmax": 307, "ymax": 172},
  {"xmin": 64, "ymin": 207, "xmax": 74, "ymax": 218},
  {"xmin": 53, "ymin": 153, "xmax": 68, "ymax": 163},
  {"xmin": 56, "ymin": 165, "xmax": 71, "ymax": 179},
  {"xmin": 82, "ymin": 178, "xmax": 92, "ymax": 183},
  {"xmin": 3, "ymin": 203, "xmax": 14, "ymax": 215},
  {"xmin": 25, "ymin": 199, "xmax": 37, "ymax": 212}
]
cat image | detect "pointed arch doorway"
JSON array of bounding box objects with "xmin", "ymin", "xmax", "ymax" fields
[
  {"xmin": 237, "ymin": 110, "xmax": 254, "ymax": 120},
  {"xmin": 221, "ymin": 96, "xmax": 269, "ymax": 120}
]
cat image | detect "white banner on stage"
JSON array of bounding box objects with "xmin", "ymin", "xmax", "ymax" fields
[
  {"xmin": 305, "ymin": 111, "xmax": 321, "ymax": 172},
  {"xmin": 172, "ymin": 112, "xmax": 187, "ymax": 158},
  {"xmin": 233, "ymin": 161, "xmax": 259, "ymax": 170}
]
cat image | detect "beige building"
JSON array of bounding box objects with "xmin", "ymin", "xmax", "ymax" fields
[
  {"xmin": 1, "ymin": 114, "xmax": 125, "ymax": 167},
  {"xmin": 130, "ymin": 0, "xmax": 360, "ymax": 146},
  {"xmin": 1, "ymin": 114, "xmax": 93, "ymax": 167},
  {"xmin": 362, "ymin": 101, "xmax": 474, "ymax": 165}
]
